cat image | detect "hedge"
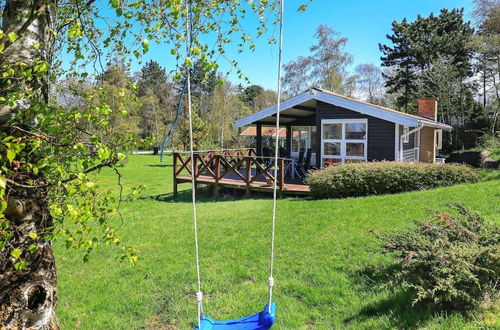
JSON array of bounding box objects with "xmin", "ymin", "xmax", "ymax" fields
[{"xmin": 305, "ymin": 162, "xmax": 480, "ymax": 199}]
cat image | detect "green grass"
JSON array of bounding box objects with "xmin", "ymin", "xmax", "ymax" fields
[{"xmin": 55, "ymin": 155, "xmax": 500, "ymax": 329}]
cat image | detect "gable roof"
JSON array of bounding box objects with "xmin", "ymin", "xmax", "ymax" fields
[{"xmin": 235, "ymin": 87, "xmax": 452, "ymax": 131}]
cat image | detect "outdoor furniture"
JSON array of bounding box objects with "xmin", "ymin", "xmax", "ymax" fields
[
  {"xmin": 295, "ymin": 150, "xmax": 305, "ymax": 175},
  {"xmin": 262, "ymin": 147, "xmax": 272, "ymax": 166},
  {"xmin": 279, "ymin": 147, "xmax": 287, "ymax": 158},
  {"xmin": 284, "ymin": 157, "xmax": 300, "ymax": 179},
  {"xmin": 299, "ymin": 148, "xmax": 316, "ymax": 178}
]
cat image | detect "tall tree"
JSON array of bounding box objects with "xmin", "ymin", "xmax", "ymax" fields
[
  {"xmin": 380, "ymin": 9, "xmax": 475, "ymax": 113},
  {"xmin": 282, "ymin": 25, "xmax": 356, "ymax": 96},
  {"xmin": 240, "ymin": 84, "xmax": 264, "ymax": 110},
  {"xmin": 0, "ymin": 0, "xmax": 296, "ymax": 327},
  {"xmin": 137, "ymin": 60, "xmax": 168, "ymax": 97},
  {"xmin": 355, "ymin": 63, "xmax": 385, "ymax": 105},
  {"xmin": 473, "ymin": 0, "xmax": 500, "ymax": 133}
]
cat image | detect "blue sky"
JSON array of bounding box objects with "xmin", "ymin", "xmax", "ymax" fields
[{"xmin": 131, "ymin": 0, "xmax": 475, "ymax": 89}]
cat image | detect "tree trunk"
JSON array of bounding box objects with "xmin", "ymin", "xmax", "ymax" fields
[{"xmin": 0, "ymin": 1, "xmax": 59, "ymax": 328}]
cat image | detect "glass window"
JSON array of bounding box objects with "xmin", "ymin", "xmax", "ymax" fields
[
  {"xmin": 346, "ymin": 142, "xmax": 365, "ymax": 157},
  {"xmin": 323, "ymin": 142, "xmax": 341, "ymax": 156},
  {"xmin": 323, "ymin": 123, "xmax": 342, "ymax": 139},
  {"xmin": 291, "ymin": 127, "xmax": 306, "ymax": 152},
  {"xmin": 310, "ymin": 126, "xmax": 317, "ymax": 151},
  {"xmin": 403, "ymin": 126, "xmax": 409, "ymax": 143},
  {"xmin": 345, "ymin": 123, "xmax": 366, "ymax": 139}
]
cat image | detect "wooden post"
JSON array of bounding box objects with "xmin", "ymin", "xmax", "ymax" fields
[
  {"xmin": 245, "ymin": 157, "xmax": 252, "ymax": 198},
  {"xmin": 173, "ymin": 152, "xmax": 178, "ymax": 199},
  {"xmin": 193, "ymin": 153, "xmax": 198, "ymax": 192},
  {"xmin": 214, "ymin": 155, "xmax": 221, "ymax": 199},
  {"xmin": 256, "ymin": 123, "xmax": 262, "ymax": 156},
  {"xmin": 285, "ymin": 124, "xmax": 292, "ymax": 157}
]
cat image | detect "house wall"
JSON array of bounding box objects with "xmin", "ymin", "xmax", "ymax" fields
[
  {"xmin": 315, "ymin": 101, "xmax": 396, "ymax": 165},
  {"xmin": 419, "ymin": 126, "xmax": 436, "ymax": 163}
]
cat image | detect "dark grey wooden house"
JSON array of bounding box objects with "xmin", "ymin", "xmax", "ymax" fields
[{"xmin": 236, "ymin": 88, "xmax": 452, "ymax": 168}]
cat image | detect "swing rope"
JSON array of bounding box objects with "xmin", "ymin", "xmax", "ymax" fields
[
  {"xmin": 187, "ymin": 0, "xmax": 284, "ymax": 327},
  {"xmin": 184, "ymin": 0, "xmax": 203, "ymax": 327},
  {"xmin": 268, "ymin": 0, "xmax": 284, "ymax": 313}
]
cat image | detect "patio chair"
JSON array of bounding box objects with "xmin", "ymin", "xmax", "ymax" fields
[
  {"xmin": 300, "ymin": 148, "xmax": 316, "ymax": 177},
  {"xmin": 295, "ymin": 149, "xmax": 305, "ymax": 174},
  {"xmin": 262, "ymin": 147, "xmax": 272, "ymax": 166},
  {"xmin": 279, "ymin": 147, "xmax": 287, "ymax": 158}
]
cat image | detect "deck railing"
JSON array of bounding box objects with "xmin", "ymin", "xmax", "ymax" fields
[{"xmin": 173, "ymin": 148, "xmax": 285, "ymax": 197}]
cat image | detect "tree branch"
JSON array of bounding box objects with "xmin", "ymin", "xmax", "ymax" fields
[{"xmin": 7, "ymin": 157, "xmax": 118, "ymax": 189}]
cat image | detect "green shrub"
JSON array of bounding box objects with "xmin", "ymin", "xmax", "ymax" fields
[
  {"xmin": 379, "ymin": 204, "xmax": 500, "ymax": 310},
  {"xmin": 305, "ymin": 162, "xmax": 480, "ymax": 199}
]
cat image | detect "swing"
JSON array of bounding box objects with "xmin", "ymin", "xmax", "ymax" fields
[{"xmin": 184, "ymin": 0, "xmax": 285, "ymax": 329}]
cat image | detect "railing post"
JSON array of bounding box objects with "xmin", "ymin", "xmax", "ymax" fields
[
  {"xmin": 173, "ymin": 152, "xmax": 178, "ymax": 199},
  {"xmin": 193, "ymin": 153, "xmax": 198, "ymax": 192},
  {"xmin": 246, "ymin": 157, "xmax": 252, "ymax": 197},
  {"xmin": 214, "ymin": 155, "xmax": 221, "ymax": 199}
]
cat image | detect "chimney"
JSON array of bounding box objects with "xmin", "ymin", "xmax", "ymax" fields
[{"xmin": 417, "ymin": 97, "xmax": 437, "ymax": 121}]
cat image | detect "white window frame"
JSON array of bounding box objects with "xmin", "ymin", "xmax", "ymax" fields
[
  {"xmin": 403, "ymin": 126, "xmax": 410, "ymax": 143},
  {"xmin": 436, "ymin": 129, "xmax": 443, "ymax": 150},
  {"xmin": 321, "ymin": 119, "xmax": 368, "ymax": 167},
  {"xmin": 290, "ymin": 126, "xmax": 317, "ymax": 165}
]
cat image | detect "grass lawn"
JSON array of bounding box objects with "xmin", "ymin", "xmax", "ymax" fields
[{"xmin": 55, "ymin": 155, "xmax": 500, "ymax": 329}]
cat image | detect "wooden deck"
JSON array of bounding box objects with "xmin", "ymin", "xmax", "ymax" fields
[{"xmin": 173, "ymin": 149, "xmax": 311, "ymax": 197}]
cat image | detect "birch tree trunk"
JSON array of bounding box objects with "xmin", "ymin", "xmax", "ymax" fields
[{"xmin": 0, "ymin": 1, "xmax": 59, "ymax": 328}]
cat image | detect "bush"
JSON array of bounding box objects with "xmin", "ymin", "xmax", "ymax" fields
[
  {"xmin": 379, "ymin": 204, "xmax": 500, "ymax": 310},
  {"xmin": 305, "ymin": 162, "xmax": 480, "ymax": 199}
]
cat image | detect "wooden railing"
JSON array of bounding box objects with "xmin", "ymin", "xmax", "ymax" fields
[{"xmin": 173, "ymin": 148, "xmax": 285, "ymax": 198}]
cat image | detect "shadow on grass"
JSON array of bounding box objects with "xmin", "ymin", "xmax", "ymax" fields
[
  {"xmin": 344, "ymin": 290, "xmax": 434, "ymax": 328},
  {"xmin": 345, "ymin": 264, "xmax": 434, "ymax": 328},
  {"xmin": 138, "ymin": 186, "xmax": 287, "ymax": 204},
  {"xmin": 146, "ymin": 164, "xmax": 172, "ymax": 168}
]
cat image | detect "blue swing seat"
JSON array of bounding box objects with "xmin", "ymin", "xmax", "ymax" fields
[{"xmin": 195, "ymin": 302, "xmax": 276, "ymax": 330}]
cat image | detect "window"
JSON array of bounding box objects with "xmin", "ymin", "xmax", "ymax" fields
[
  {"xmin": 436, "ymin": 129, "xmax": 442, "ymax": 150},
  {"xmin": 291, "ymin": 126, "xmax": 316, "ymax": 152},
  {"xmin": 321, "ymin": 119, "xmax": 368, "ymax": 167},
  {"xmin": 403, "ymin": 126, "xmax": 409, "ymax": 143}
]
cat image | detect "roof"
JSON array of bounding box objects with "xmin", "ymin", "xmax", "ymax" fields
[{"xmin": 235, "ymin": 87, "xmax": 452, "ymax": 131}]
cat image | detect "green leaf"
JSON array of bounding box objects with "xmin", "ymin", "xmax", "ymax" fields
[
  {"xmin": 28, "ymin": 232, "xmax": 38, "ymax": 239},
  {"xmin": 142, "ymin": 39, "xmax": 149, "ymax": 53},
  {"xmin": 0, "ymin": 176, "xmax": 5, "ymax": 189},
  {"xmin": 10, "ymin": 248, "xmax": 21, "ymax": 259},
  {"xmin": 14, "ymin": 260, "xmax": 27, "ymax": 271},
  {"xmin": 6, "ymin": 149, "xmax": 16, "ymax": 163},
  {"xmin": 7, "ymin": 32, "xmax": 18, "ymax": 43}
]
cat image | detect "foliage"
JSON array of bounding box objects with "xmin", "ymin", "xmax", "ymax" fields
[
  {"xmin": 138, "ymin": 136, "xmax": 157, "ymax": 150},
  {"xmin": 355, "ymin": 63, "xmax": 386, "ymax": 105},
  {"xmin": 473, "ymin": 0, "xmax": 500, "ymax": 134},
  {"xmin": 416, "ymin": 57, "xmax": 476, "ymax": 125},
  {"xmin": 177, "ymin": 111, "xmax": 208, "ymax": 150},
  {"xmin": 0, "ymin": 63, "xmax": 137, "ymax": 266},
  {"xmin": 137, "ymin": 60, "xmax": 169, "ymax": 97},
  {"xmin": 378, "ymin": 204, "xmax": 500, "ymax": 310},
  {"xmin": 380, "ymin": 9, "xmax": 475, "ymax": 113},
  {"xmin": 305, "ymin": 162, "xmax": 480, "ymax": 199},
  {"xmin": 283, "ymin": 25, "xmax": 356, "ymax": 96}
]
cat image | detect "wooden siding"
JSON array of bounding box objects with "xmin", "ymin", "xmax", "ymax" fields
[{"xmin": 315, "ymin": 101, "xmax": 396, "ymax": 165}]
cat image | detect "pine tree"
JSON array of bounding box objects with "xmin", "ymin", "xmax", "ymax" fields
[{"xmin": 379, "ymin": 9, "xmax": 475, "ymax": 113}]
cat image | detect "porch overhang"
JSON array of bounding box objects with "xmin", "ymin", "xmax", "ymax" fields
[{"xmin": 235, "ymin": 88, "xmax": 452, "ymax": 132}]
